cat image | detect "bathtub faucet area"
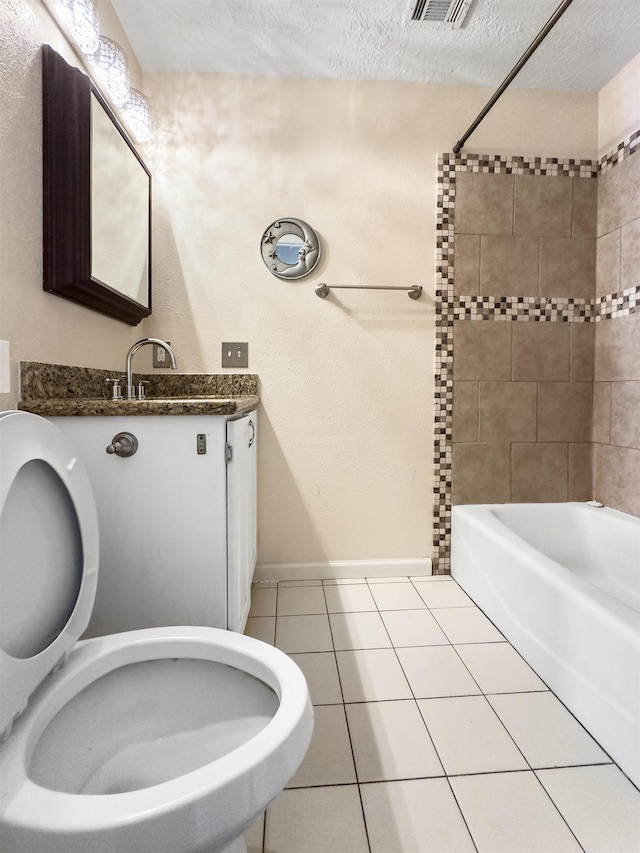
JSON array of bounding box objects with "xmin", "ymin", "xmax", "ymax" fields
[{"xmin": 125, "ymin": 338, "xmax": 177, "ymax": 399}]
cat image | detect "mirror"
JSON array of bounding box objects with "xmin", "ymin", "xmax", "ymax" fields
[
  {"xmin": 275, "ymin": 234, "xmax": 304, "ymax": 265},
  {"xmin": 42, "ymin": 45, "xmax": 151, "ymax": 325},
  {"xmin": 261, "ymin": 218, "xmax": 320, "ymax": 279}
]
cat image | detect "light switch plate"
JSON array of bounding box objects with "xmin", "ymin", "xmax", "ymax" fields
[{"xmin": 222, "ymin": 342, "xmax": 248, "ymax": 368}]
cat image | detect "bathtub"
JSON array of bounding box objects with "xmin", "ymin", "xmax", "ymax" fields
[{"xmin": 451, "ymin": 502, "xmax": 640, "ymax": 788}]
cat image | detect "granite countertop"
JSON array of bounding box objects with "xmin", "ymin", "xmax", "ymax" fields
[{"xmin": 18, "ymin": 362, "xmax": 260, "ymax": 417}]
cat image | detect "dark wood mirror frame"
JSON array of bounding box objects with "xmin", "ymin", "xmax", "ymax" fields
[{"xmin": 42, "ymin": 45, "xmax": 152, "ymax": 325}]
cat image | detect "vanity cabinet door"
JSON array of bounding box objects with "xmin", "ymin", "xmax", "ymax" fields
[{"xmin": 226, "ymin": 413, "xmax": 258, "ymax": 632}]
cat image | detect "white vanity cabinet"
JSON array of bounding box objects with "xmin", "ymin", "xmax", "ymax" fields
[{"xmin": 49, "ymin": 412, "xmax": 257, "ymax": 636}]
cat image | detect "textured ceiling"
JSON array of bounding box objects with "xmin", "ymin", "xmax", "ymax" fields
[{"xmin": 112, "ymin": 0, "xmax": 640, "ymax": 92}]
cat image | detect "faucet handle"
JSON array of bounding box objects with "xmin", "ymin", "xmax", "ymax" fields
[
  {"xmin": 105, "ymin": 377, "xmax": 123, "ymax": 400},
  {"xmin": 136, "ymin": 381, "xmax": 148, "ymax": 399}
]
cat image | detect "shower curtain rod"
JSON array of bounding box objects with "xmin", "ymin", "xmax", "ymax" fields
[{"xmin": 452, "ymin": 0, "xmax": 576, "ymax": 154}]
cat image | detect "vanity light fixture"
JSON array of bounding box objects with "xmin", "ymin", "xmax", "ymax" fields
[
  {"xmin": 90, "ymin": 36, "xmax": 130, "ymax": 108},
  {"xmin": 122, "ymin": 88, "xmax": 151, "ymax": 143},
  {"xmin": 50, "ymin": 0, "xmax": 99, "ymax": 54}
]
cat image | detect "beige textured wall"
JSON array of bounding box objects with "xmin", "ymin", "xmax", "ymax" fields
[
  {"xmin": 142, "ymin": 72, "xmax": 597, "ymax": 566},
  {"xmin": 1, "ymin": 0, "xmax": 601, "ymax": 567},
  {"xmin": 598, "ymin": 52, "xmax": 640, "ymax": 157}
]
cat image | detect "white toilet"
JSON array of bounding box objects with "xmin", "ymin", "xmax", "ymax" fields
[{"xmin": 0, "ymin": 410, "xmax": 313, "ymax": 853}]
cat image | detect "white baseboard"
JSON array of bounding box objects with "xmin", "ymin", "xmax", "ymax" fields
[{"xmin": 253, "ymin": 557, "xmax": 432, "ymax": 583}]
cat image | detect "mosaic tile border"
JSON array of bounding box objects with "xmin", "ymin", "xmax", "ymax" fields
[
  {"xmin": 452, "ymin": 295, "xmax": 595, "ymax": 322},
  {"xmin": 441, "ymin": 152, "xmax": 597, "ymax": 177},
  {"xmin": 596, "ymin": 284, "xmax": 640, "ymax": 320},
  {"xmin": 598, "ymin": 128, "xmax": 640, "ymax": 173},
  {"xmin": 432, "ymin": 140, "xmax": 639, "ymax": 573}
]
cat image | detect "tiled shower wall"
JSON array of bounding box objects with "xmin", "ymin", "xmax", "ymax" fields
[
  {"xmin": 433, "ymin": 135, "xmax": 640, "ymax": 572},
  {"xmin": 593, "ymin": 146, "xmax": 640, "ymax": 517},
  {"xmin": 451, "ymin": 170, "xmax": 596, "ymax": 507}
]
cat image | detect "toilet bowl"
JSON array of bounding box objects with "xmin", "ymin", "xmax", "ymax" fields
[{"xmin": 0, "ymin": 411, "xmax": 313, "ymax": 853}]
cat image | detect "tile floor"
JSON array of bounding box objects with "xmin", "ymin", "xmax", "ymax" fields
[{"xmin": 243, "ymin": 576, "xmax": 640, "ymax": 853}]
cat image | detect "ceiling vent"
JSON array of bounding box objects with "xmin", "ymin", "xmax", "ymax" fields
[{"xmin": 409, "ymin": 0, "xmax": 474, "ymax": 27}]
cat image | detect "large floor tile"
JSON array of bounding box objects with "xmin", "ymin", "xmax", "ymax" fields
[
  {"xmin": 413, "ymin": 579, "xmax": 475, "ymax": 608},
  {"xmin": 366, "ymin": 576, "xmax": 413, "ymax": 584},
  {"xmin": 455, "ymin": 642, "xmax": 547, "ymax": 694},
  {"xmin": 361, "ymin": 778, "xmax": 476, "ymax": 853},
  {"xmin": 244, "ymin": 812, "xmax": 264, "ymax": 853},
  {"xmin": 276, "ymin": 585, "xmax": 327, "ymax": 616},
  {"xmin": 289, "ymin": 652, "xmax": 343, "ymax": 705},
  {"xmin": 265, "ymin": 785, "xmax": 369, "ymax": 853},
  {"xmin": 380, "ymin": 609, "xmax": 449, "ymax": 647},
  {"xmin": 369, "ymin": 582, "xmax": 427, "ymax": 610},
  {"xmin": 451, "ymin": 771, "xmax": 583, "ymax": 852},
  {"xmin": 536, "ymin": 765, "xmax": 640, "ymax": 853},
  {"xmin": 324, "ymin": 583, "xmax": 377, "ymax": 612},
  {"xmin": 346, "ymin": 700, "xmax": 443, "ymax": 782},
  {"xmin": 396, "ymin": 645, "xmax": 482, "ymax": 698},
  {"xmin": 336, "ymin": 648, "xmax": 412, "ymax": 702},
  {"xmin": 323, "ymin": 578, "xmax": 367, "ymax": 585},
  {"xmin": 275, "ymin": 614, "xmax": 333, "ymax": 653},
  {"xmin": 248, "ymin": 586, "xmax": 277, "ymax": 617},
  {"xmin": 287, "ymin": 704, "xmax": 356, "ymax": 787},
  {"xmin": 432, "ymin": 606, "xmax": 505, "ymax": 643},
  {"xmin": 488, "ymin": 691, "xmax": 610, "ymax": 768},
  {"xmin": 417, "ymin": 696, "xmax": 528, "ymax": 775},
  {"xmin": 329, "ymin": 611, "xmax": 392, "ymax": 650},
  {"xmin": 244, "ymin": 616, "xmax": 275, "ymax": 645}
]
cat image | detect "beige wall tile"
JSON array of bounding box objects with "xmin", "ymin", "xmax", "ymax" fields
[
  {"xmin": 454, "ymin": 234, "xmax": 481, "ymax": 296},
  {"xmin": 512, "ymin": 323, "xmax": 570, "ymax": 382},
  {"xmin": 452, "ymin": 381, "xmax": 479, "ymax": 443},
  {"xmin": 594, "ymin": 314, "xmax": 640, "ymax": 381},
  {"xmin": 452, "ymin": 443, "xmax": 511, "ymax": 505},
  {"xmin": 620, "ymin": 218, "xmax": 640, "ymax": 292},
  {"xmin": 592, "ymin": 382, "xmax": 612, "ymax": 444},
  {"xmin": 538, "ymin": 382, "xmax": 593, "ymax": 442},
  {"xmin": 479, "ymin": 235, "xmax": 540, "ymax": 297},
  {"xmin": 511, "ymin": 443, "xmax": 568, "ymax": 503},
  {"xmin": 453, "ymin": 321, "xmax": 512, "ymax": 381},
  {"xmin": 455, "ymin": 172, "xmax": 514, "ymax": 236},
  {"xmin": 593, "ymin": 443, "xmax": 640, "ymax": 518},
  {"xmin": 479, "ymin": 382, "xmax": 538, "ymax": 442},
  {"xmin": 539, "ymin": 237, "xmax": 596, "ymax": 299},
  {"xmin": 568, "ymin": 443, "xmax": 593, "ymax": 501},
  {"xmin": 514, "ymin": 174, "xmax": 573, "ymax": 237},
  {"xmin": 610, "ymin": 380, "xmax": 640, "ymax": 450},
  {"xmin": 597, "ymin": 149, "xmax": 640, "ymax": 238},
  {"xmin": 572, "ymin": 177, "xmax": 597, "ymax": 238},
  {"xmin": 570, "ymin": 323, "xmax": 595, "ymax": 382},
  {"xmin": 595, "ymin": 230, "xmax": 621, "ymax": 299}
]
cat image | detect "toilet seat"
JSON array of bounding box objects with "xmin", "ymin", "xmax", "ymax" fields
[
  {"xmin": 0, "ymin": 412, "xmax": 313, "ymax": 853},
  {"xmin": 0, "ymin": 411, "xmax": 99, "ymax": 738}
]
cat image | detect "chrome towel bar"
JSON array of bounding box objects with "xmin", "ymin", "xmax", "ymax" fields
[{"xmin": 315, "ymin": 283, "xmax": 422, "ymax": 300}]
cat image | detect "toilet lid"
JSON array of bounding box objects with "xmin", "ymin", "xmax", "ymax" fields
[{"xmin": 0, "ymin": 411, "xmax": 99, "ymax": 737}]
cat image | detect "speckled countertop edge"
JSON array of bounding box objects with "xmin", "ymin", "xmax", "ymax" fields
[{"xmin": 18, "ymin": 396, "xmax": 259, "ymax": 417}]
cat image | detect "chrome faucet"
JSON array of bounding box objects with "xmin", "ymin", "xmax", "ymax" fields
[{"xmin": 125, "ymin": 338, "xmax": 177, "ymax": 399}]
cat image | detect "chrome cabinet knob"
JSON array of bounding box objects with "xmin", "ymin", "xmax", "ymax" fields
[{"xmin": 106, "ymin": 432, "xmax": 138, "ymax": 457}]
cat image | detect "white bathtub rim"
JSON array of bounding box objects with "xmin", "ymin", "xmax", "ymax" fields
[{"xmin": 452, "ymin": 503, "xmax": 640, "ymax": 631}]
